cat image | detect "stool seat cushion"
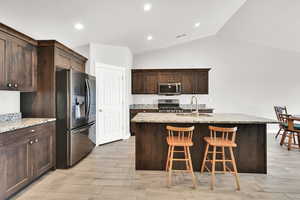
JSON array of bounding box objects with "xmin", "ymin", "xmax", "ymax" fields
[
  {"xmin": 204, "ymin": 137, "xmax": 237, "ymax": 147},
  {"xmin": 283, "ymin": 123, "xmax": 300, "ymax": 130},
  {"xmin": 167, "ymin": 137, "xmax": 193, "ymax": 146}
]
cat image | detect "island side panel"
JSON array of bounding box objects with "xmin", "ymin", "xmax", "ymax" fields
[{"xmin": 134, "ymin": 123, "xmax": 267, "ymax": 173}]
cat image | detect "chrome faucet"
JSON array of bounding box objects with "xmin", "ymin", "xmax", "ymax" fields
[{"xmin": 190, "ymin": 96, "xmax": 199, "ymax": 114}]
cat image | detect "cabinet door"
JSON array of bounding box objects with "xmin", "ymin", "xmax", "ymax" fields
[
  {"xmin": 144, "ymin": 72, "xmax": 158, "ymax": 94},
  {"xmin": 6, "ymin": 37, "xmax": 37, "ymax": 91},
  {"xmin": 193, "ymin": 71, "xmax": 208, "ymax": 94},
  {"xmin": 181, "ymin": 70, "xmax": 209, "ymax": 94},
  {"xmin": 0, "ymin": 32, "xmax": 8, "ymax": 90},
  {"xmin": 31, "ymin": 128, "xmax": 54, "ymax": 177},
  {"xmin": 2, "ymin": 137, "xmax": 32, "ymax": 198},
  {"xmin": 181, "ymin": 71, "xmax": 194, "ymax": 94},
  {"xmin": 132, "ymin": 71, "xmax": 144, "ymax": 94}
]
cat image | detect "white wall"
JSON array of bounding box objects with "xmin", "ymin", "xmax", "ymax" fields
[
  {"xmin": 0, "ymin": 91, "xmax": 20, "ymax": 115},
  {"xmin": 133, "ymin": 35, "xmax": 300, "ymax": 132}
]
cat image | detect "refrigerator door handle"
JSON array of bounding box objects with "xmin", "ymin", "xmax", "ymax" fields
[{"xmin": 85, "ymin": 79, "xmax": 91, "ymax": 119}]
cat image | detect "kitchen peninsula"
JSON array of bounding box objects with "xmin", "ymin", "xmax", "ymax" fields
[{"xmin": 131, "ymin": 113, "xmax": 277, "ymax": 173}]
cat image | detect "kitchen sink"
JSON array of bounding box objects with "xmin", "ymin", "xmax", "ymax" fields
[{"xmin": 176, "ymin": 113, "xmax": 212, "ymax": 117}]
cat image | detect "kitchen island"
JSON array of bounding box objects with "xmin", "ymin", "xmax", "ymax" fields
[{"xmin": 131, "ymin": 113, "xmax": 277, "ymax": 174}]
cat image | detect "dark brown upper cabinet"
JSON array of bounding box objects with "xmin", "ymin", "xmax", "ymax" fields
[
  {"xmin": 38, "ymin": 40, "xmax": 87, "ymax": 73},
  {"xmin": 131, "ymin": 68, "xmax": 210, "ymax": 94},
  {"xmin": 21, "ymin": 40, "xmax": 87, "ymax": 118},
  {"xmin": 0, "ymin": 23, "xmax": 37, "ymax": 92}
]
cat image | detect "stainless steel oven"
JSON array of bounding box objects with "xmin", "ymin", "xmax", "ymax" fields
[{"xmin": 158, "ymin": 83, "xmax": 181, "ymax": 95}]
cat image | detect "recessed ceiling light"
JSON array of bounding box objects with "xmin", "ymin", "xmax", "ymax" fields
[
  {"xmin": 194, "ymin": 22, "xmax": 201, "ymax": 28},
  {"xmin": 74, "ymin": 23, "xmax": 84, "ymax": 30},
  {"xmin": 144, "ymin": 3, "xmax": 152, "ymax": 11},
  {"xmin": 147, "ymin": 35, "xmax": 153, "ymax": 41}
]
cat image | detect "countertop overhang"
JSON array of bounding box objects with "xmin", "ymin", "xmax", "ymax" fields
[
  {"xmin": 131, "ymin": 113, "xmax": 278, "ymax": 124},
  {"xmin": 0, "ymin": 118, "xmax": 56, "ymax": 134}
]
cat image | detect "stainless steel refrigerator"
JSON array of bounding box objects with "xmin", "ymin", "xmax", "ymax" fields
[{"xmin": 56, "ymin": 69, "xmax": 96, "ymax": 168}]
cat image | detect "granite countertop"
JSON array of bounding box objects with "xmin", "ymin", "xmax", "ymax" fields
[
  {"xmin": 0, "ymin": 118, "xmax": 56, "ymax": 134},
  {"xmin": 131, "ymin": 113, "xmax": 278, "ymax": 124},
  {"xmin": 130, "ymin": 104, "xmax": 158, "ymax": 109},
  {"xmin": 130, "ymin": 104, "xmax": 214, "ymax": 110}
]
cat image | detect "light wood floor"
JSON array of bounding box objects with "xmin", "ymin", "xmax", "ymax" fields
[{"xmin": 12, "ymin": 133, "xmax": 300, "ymax": 200}]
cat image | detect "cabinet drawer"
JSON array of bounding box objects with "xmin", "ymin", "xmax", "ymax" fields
[
  {"xmin": 0, "ymin": 122, "xmax": 54, "ymax": 147},
  {"xmin": 55, "ymin": 48, "xmax": 71, "ymax": 69}
]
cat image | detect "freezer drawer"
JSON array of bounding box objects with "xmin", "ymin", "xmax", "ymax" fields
[{"xmin": 69, "ymin": 123, "xmax": 95, "ymax": 166}]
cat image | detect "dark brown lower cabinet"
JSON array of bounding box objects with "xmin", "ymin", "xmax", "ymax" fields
[
  {"xmin": 0, "ymin": 122, "xmax": 55, "ymax": 200},
  {"xmin": 130, "ymin": 109, "xmax": 158, "ymax": 136}
]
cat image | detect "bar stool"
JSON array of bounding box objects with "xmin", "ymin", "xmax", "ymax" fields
[
  {"xmin": 200, "ymin": 126, "xmax": 240, "ymax": 190},
  {"xmin": 165, "ymin": 125, "xmax": 197, "ymax": 188}
]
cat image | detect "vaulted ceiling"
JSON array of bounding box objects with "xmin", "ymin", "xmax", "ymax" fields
[
  {"xmin": 218, "ymin": 0, "xmax": 300, "ymax": 54},
  {"xmin": 0, "ymin": 0, "xmax": 246, "ymax": 54}
]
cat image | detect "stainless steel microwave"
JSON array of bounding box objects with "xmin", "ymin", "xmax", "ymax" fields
[{"xmin": 158, "ymin": 83, "xmax": 181, "ymax": 95}]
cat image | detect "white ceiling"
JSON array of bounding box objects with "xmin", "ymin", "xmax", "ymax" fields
[{"xmin": 0, "ymin": 0, "xmax": 246, "ymax": 54}]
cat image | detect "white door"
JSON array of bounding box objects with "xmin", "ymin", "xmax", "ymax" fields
[{"xmin": 96, "ymin": 64, "xmax": 126, "ymax": 145}]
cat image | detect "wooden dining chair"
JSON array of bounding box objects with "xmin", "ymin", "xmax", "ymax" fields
[
  {"xmin": 274, "ymin": 106, "xmax": 288, "ymax": 139},
  {"xmin": 279, "ymin": 114, "xmax": 300, "ymax": 150},
  {"xmin": 201, "ymin": 126, "xmax": 240, "ymax": 190},
  {"xmin": 165, "ymin": 125, "xmax": 197, "ymax": 188}
]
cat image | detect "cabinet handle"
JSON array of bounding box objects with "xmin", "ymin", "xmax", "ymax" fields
[
  {"xmin": 31, "ymin": 129, "xmax": 35, "ymax": 133},
  {"xmin": 29, "ymin": 141, "xmax": 34, "ymax": 145},
  {"xmin": 14, "ymin": 83, "xmax": 18, "ymax": 88},
  {"xmin": 7, "ymin": 83, "xmax": 12, "ymax": 88},
  {"xmin": 35, "ymin": 138, "xmax": 39, "ymax": 143}
]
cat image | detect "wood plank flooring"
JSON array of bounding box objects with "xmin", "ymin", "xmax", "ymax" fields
[{"xmin": 12, "ymin": 133, "xmax": 300, "ymax": 200}]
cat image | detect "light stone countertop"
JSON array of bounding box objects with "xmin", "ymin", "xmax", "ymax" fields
[
  {"xmin": 129, "ymin": 104, "xmax": 214, "ymax": 110},
  {"xmin": 0, "ymin": 118, "xmax": 56, "ymax": 134},
  {"xmin": 131, "ymin": 113, "xmax": 278, "ymax": 124}
]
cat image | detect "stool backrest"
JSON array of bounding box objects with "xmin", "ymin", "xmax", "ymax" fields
[
  {"xmin": 166, "ymin": 125, "xmax": 195, "ymax": 142},
  {"xmin": 208, "ymin": 126, "xmax": 238, "ymax": 143}
]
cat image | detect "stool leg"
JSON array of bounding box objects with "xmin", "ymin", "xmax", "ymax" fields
[
  {"xmin": 222, "ymin": 147, "xmax": 226, "ymax": 174},
  {"xmin": 280, "ymin": 131, "xmax": 287, "ymax": 146},
  {"xmin": 201, "ymin": 143, "xmax": 209, "ymax": 173},
  {"xmin": 166, "ymin": 146, "xmax": 171, "ymax": 171},
  {"xmin": 168, "ymin": 146, "xmax": 174, "ymax": 187},
  {"xmin": 229, "ymin": 147, "xmax": 240, "ymax": 191},
  {"xmin": 275, "ymin": 128, "xmax": 282, "ymax": 139},
  {"xmin": 288, "ymin": 133, "xmax": 293, "ymax": 150},
  {"xmin": 298, "ymin": 133, "xmax": 300, "ymax": 148},
  {"xmin": 293, "ymin": 132, "xmax": 297, "ymax": 145},
  {"xmin": 184, "ymin": 146, "xmax": 190, "ymax": 171},
  {"xmin": 211, "ymin": 146, "xmax": 216, "ymax": 190},
  {"xmin": 187, "ymin": 146, "xmax": 197, "ymax": 188}
]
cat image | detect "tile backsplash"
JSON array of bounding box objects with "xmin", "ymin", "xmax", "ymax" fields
[
  {"xmin": 0, "ymin": 112, "xmax": 22, "ymax": 122},
  {"xmin": 132, "ymin": 94, "xmax": 211, "ymax": 105}
]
